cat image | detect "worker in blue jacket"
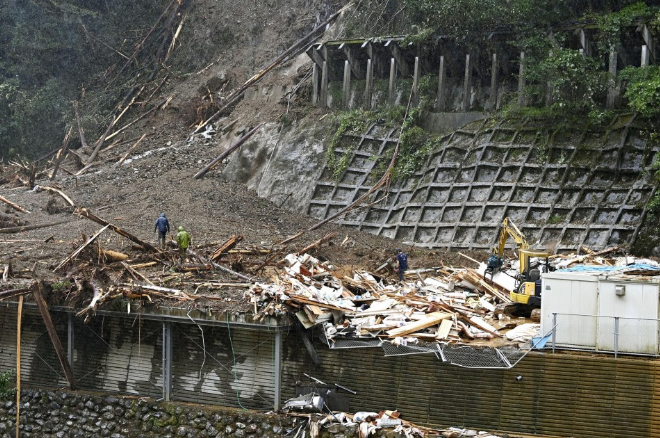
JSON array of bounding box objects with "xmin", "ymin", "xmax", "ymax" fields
[
  {"xmin": 154, "ymin": 213, "xmax": 170, "ymax": 249},
  {"xmin": 396, "ymin": 248, "xmax": 408, "ymax": 282}
]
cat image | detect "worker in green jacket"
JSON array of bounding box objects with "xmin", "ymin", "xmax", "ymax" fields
[{"xmin": 176, "ymin": 226, "xmax": 191, "ymax": 260}]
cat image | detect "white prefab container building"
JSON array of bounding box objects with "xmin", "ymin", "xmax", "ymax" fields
[{"xmin": 541, "ymin": 271, "xmax": 660, "ymax": 355}]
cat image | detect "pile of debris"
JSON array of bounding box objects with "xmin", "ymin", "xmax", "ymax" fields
[
  {"xmin": 247, "ymin": 253, "xmax": 524, "ymax": 347},
  {"xmin": 284, "ymin": 399, "xmax": 508, "ymax": 438},
  {"xmin": 246, "ymin": 247, "xmax": 660, "ymax": 348}
]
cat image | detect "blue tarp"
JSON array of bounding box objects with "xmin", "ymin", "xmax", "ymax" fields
[{"xmin": 558, "ymin": 263, "xmax": 660, "ymax": 273}]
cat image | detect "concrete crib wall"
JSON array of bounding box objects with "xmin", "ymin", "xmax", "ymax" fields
[{"xmin": 309, "ymin": 114, "xmax": 659, "ymax": 252}]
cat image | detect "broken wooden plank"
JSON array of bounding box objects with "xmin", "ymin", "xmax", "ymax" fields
[
  {"xmin": 0, "ymin": 195, "xmax": 29, "ymax": 213},
  {"xmin": 457, "ymin": 314, "xmax": 502, "ymax": 338},
  {"xmin": 436, "ymin": 319, "xmax": 453, "ymax": 340},
  {"xmin": 462, "ymin": 269, "xmax": 512, "ymax": 303},
  {"xmin": 32, "ymin": 281, "xmax": 76, "ymax": 389},
  {"xmin": 386, "ymin": 312, "xmax": 452, "ymax": 338},
  {"xmin": 54, "ymin": 225, "xmax": 109, "ymax": 272},
  {"xmin": 210, "ymin": 234, "xmax": 244, "ymax": 261},
  {"xmin": 288, "ymin": 294, "xmax": 353, "ymax": 312},
  {"xmin": 75, "ymin": 208, "xmax": 158, "ymax": 252}
]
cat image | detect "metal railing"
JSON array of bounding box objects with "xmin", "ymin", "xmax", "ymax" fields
[{"xmin": 550, "ymin": 313, "xmax": 660, "ymax": 358}]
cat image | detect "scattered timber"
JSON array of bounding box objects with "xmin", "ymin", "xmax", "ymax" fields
[
  {"xmin": 50, "ymin": 126, "xmax": 73, "ymax": 180},
  {"xmin": 193, "ymin": 4, "xmax": 350, "ymax": 134},
  {"xmin": 32, "ymin": 281, "xmax": 77, "ymax": 390},
  {"xmin": 0, "ymin": 220, "xmax": 69, "ymax": 234},
  {"xmin": 0, "ymin": 195, "xmax": 29, "ymax": 213},
  {"xmin": 35, "ymin": 185, "xmax": 75, "ymax": 206},
  {"xmin": 210, "ymin": 235, "xmax": 244, "ymax": 261},
  {"xmin": 115, "ymin": 133, "xmax": 147, "ymax": 167},
  {"xmin": 193, "ymin": 122, "xmax": 264, "ymax": 179},
  {"xmin": 54, "ymin": 225, "xmax": 109, "ymax": 272},
  {"xmin": 75, "ymin": 208, "xmax": 158, "ymax": 252}
]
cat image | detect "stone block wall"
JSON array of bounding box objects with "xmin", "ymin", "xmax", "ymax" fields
[{"xmin": 0, "ymin": 389, "xmax": 389, "ymax": 438}]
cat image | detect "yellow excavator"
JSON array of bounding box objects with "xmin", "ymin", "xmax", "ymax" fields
[{"xmin": 485, "ymin": 217, "xmax": 550, "ymax": 308}]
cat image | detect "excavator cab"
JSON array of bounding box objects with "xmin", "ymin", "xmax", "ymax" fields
[
  {"xmin": 510, "ymin": 249, "xmax": 550, "ymax": 307},
  {"xmin": 486, "ymin": 218, "xmax": 551, "ymax": 311}
]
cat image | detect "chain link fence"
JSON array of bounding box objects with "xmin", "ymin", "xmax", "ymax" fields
[{"xmin": 550, "ymin": 313, "xmax": 660, "ymax": 357}]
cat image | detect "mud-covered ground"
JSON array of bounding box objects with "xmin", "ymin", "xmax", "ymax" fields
[
  {"xmin": 0, "ymin": 0, "xmax": 488, "ymax": 314},
  {"xmin": 0, "ymin": 136, "xmax": 486, "ymax": 314}
]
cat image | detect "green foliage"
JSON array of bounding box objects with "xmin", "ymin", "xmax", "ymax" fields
[
  {"xmin": 400, "ymin": 0, "xmax": 579, "ymax": 43},
  {"xmin": 0, "ymin": 0, "xmax": 171, "ymax": 159},
  {"xmin": 548, "ymin": 214, "xmax": 565, "ymax": 224},
  {"xmin": 620, "ymin": 66, "xmax": 660, "ymax": 118},
  {"xmin": 538, "ymin": 48, "xmax": 607, "ymax": 113},
  {"xmin": 0, "ymin": 370, "xmax": 16, "ymax": 400},
  {"xmin": 51, "ymin": 280, "xmax": 71, "ymax": 293},
  {"xmin": 592, "ymin": 2, "xmax": 655, "ymax": 51},
  {"xmin": 325, "ymin": 109, "xmax": 371, "ymax": 181}
]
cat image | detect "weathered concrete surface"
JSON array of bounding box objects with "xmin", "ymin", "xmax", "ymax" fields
[
  {"xmin": 307, "ymin": 114, "xmax": 659, "ymax": 252},
  {"xmin": 220, "ymin": 120, "xmax": 328, "ymax": 213},
  {"xmin": 421, "ymin": 111, "xmax": 488, "ymax": 133}
]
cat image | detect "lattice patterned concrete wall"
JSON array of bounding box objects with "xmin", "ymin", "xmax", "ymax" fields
[{"xmin": 309, "ymin": 115, "xmax": 659, "ymax": 251}]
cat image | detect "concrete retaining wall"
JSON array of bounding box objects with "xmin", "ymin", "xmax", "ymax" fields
[{"xmin": 309, "ymin": 114, "xmax": 659, "ymax": 252}]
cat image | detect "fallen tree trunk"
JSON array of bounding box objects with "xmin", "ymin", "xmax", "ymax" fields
[
  {"xmin": 121, "ymin": 283, "xmax": 192, "ymax": 300},
  {"xmin": 121, "ymin": 261, "xmax": 154, "ymax": 285},
  {"xmin": 50, "ymin": 126, "xmax": 73, "ymax": 180},
  {"xmin": 194, "ymin": 123, "xmax": 264, "ymax": 179},
  {"xmin": 0, "ymin": 287, "xmax": 30, "ymax": 301},
  {"xmin": 35, "ymin": 185, "xmax": 75, "ymax": 206},
  {"xmin": 32, "ymin": 281, "xmax": 77, "ymax": 390},
  {"xmin": 296, "ymin": 232, "xmax": 336, "ymax": 255},
  {"xmin": 188, "ymin": 248, "xmax": 255, "ymax": 282},
  {"xmin": 193, "ymin": 4, "xmax": 349, "ymax": 134},
  {"xmin": 102, "ymin": 249, "xmax": 129, "ymax": 262},
  {"xmin": 0, "ymin": 220, "xmax": 68, "ymax": 234},
  {"xmin": 75, "ymin": 208, "xmax": 158, "ymax": 252},
  {"xmin": 114, "ymin": 133, "xmax": 147, "ymax": 167},
  {"xmin": 105, "ymin": 96, "xmax": 171, "ymax": 142}
]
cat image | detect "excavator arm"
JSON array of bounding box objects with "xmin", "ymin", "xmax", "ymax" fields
[
  {"xmin": 492, "ymin": 217, "xmax": 529, "ymax": 257},
  {"xmin": 486, "ymin": 217, "xmax": 529, "ymax": 277}
]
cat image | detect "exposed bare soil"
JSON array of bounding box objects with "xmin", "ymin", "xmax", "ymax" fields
[{"xmin": 0, "ymin": 0, "xmax": 488, "ymax": 314}]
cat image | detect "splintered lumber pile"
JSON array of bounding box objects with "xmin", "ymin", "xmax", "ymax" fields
[{"xmin": 245, "ymin": 253, "xmax": 513, "ymax": 347}]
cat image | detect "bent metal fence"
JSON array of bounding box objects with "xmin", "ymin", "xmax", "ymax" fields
[
  {"xmin": 549, "ymin": 313, "xmax": 660, "ymax": 358},
  {"xmin": 319, "ymin": 324, "xmax": 555, "ymax": 369}
]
